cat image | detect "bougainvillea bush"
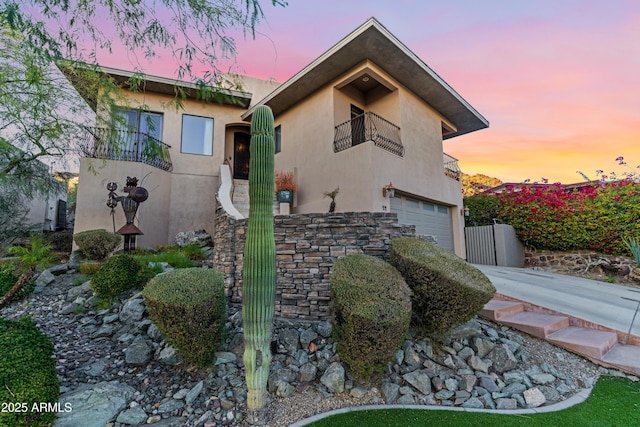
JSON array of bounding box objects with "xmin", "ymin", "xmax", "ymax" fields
[{"xmin": 465, "ymin": 179, "xmax": 640, "ymax": 255}]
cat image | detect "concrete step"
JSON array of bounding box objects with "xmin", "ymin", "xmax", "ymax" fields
[
  {"xmin": 601, "ymin": 344, "xmax": 640, "ymax": 376},
  {"xmin": 546, "ymin": 326, "xmax": 618, "ymax": 360},
  {"xmin": 232, "ymin": 180, "xmax": 250, "ymax": 217},
  {"xmin": 498, "ymin": 311, "xmax": 570, "ymax": 339},
  {"xmin": 480, "ymin": 299, "xmax": 524, "ymax": 321}
]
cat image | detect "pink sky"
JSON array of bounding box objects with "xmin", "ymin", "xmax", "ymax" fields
[{"xmin": 94, "ymin": 0, "xmax": 640, "ymax": 183}]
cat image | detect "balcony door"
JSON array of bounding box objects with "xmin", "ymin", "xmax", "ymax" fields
[
  {"xmin": 350, "ymin": 104, "xmax": 366, "ymax": 146},
  {"xmin": 113, "ymin": 109, "xmax": 164, "ymax": 159}
]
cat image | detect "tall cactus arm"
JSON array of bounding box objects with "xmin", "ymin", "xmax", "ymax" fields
[{"xmin": 242, "ymin": 105, "xmax": 276, "ymax": 411}]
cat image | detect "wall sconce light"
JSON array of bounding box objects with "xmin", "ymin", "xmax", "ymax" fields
[
  {"xmin": 382, "ymin": 182, "xmax": 395, "ymax": 198},
  {"xmin": 461, "ymin": 206, "xmax": 470, "ymax": 217}
]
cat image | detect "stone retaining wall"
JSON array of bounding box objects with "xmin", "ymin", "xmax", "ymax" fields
[
  {"xmin": 525, "ymin": 249, "xmax": 637, "ymax": 282},
  {"xmin": 213, "ymin": 209, "xmax": 416, "ymax": 321}
]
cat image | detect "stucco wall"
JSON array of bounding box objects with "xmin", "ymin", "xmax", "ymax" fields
[{"xmin": 213, "ymin": 210, "xmax": 416, "ymax": 321}]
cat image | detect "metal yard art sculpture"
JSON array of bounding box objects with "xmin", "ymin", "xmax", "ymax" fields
[{"xmin": 106, "ymin": 176, "xmax": 149, "ymax": 253}]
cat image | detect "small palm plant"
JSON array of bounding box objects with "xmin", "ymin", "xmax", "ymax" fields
[
  {"xmin": 623, "ymin": 237, "xmax": 640, "ymax": 266},
  {"xmin": 0, "ymin": 235, "xmax": 55, "ymax": 308}
]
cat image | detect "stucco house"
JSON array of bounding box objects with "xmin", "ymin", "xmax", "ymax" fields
[{"xmin": 72, "ymin": 18, "xmax": 488, "ymax": 257}]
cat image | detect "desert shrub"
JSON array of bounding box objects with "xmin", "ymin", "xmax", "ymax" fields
[
  {"xmin": 43, "ymin": 229, "xmax": 73, "ymax": 253},
  {"xmin": 390, "ymin": 237, "xmax": 495, "ymax": 340},
  {"xmin": 179, "ymin": 243, "xmax": 205, "ymax": 261},
  {"xmin": 133, "ymin": 251, "xmax": 194, "ymax": 269},
  {"xmin": 142, "ymin": 268, "xmax": 226, "ymax": 367},
  {"xmin": 0, "ymin": 317, "xmax": 59, "ymax": 427},
  {"xmin": 91, "ymin": 254, "xmax": 143, "ymax": 300},
  {"xmin": 330, "ymin": 254, "xmax": 412, "ymax": 379},
  {"xmin": 73, "ymin": 229, "xmax": 121, "ymax": 260},
  {"xmin": 78, "ymin": 261, "xmax": 103, "ymax": 276}
]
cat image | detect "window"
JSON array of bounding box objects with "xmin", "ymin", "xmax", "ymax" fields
[
  {"xmin": 275, "ymin": 125, "xmax": 281, "ymax": 154},
  {"xmin": 182, "ymin": 115, "xmax": 214, "ymax": 155},
  {"xmin": 350, "ymin": 104, "xmax": 365, "ymax": 145}
]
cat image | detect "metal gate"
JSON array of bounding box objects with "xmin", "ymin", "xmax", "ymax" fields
[
  {"xmin": 465, "ymin": 224, "xmax": 525, "ymax": 267},
  {"xmin": 465, "ymin": 225, "xmax": 497, "ymax": 265}
]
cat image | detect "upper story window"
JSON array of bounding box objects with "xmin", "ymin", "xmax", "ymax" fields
[
  {"xmin": 275, "ymin": 125, "xmax": 282, "ymax": 154},
  {"xmin": 113, "ymin": 108, "xmax": 164, "ymax": 141},
  {"xmin": 182, "ymin": 114, "xmax": 214, "ymax": 156}
]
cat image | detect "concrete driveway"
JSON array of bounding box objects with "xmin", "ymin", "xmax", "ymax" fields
[{"xmin": 474, "ymin": 265, "xmax": 640, "ymax": 337}]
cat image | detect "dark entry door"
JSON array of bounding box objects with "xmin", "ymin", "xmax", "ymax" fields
[
  {"xmin": 233, "ymin": 132, "xmax": 250, "ymax": 179},
  {"xmin": 350, "ymin": 104, "xmax": 365, "ymax": 146}
]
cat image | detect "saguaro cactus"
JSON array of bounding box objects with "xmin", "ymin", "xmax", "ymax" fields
[{"xmin": 242, "ymin": 105, "xmax": 276, "ymax": 411}]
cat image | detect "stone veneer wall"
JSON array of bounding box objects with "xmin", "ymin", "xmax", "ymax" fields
[
  {"xmin": 525, "ymin": 249, "xmax": 636, "ymax": 279},
  {"xmin": 213, "ymin": 209, "xmax": 416, "ymax": 321}
]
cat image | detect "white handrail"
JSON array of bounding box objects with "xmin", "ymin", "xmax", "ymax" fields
[{"xmin": 217, "ymin": 164, "xmax": 245, "ymax": 219}]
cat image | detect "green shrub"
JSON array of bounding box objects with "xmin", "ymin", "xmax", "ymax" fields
[
  {"xmin": 43, "ymin": 230, "xmax": 73, "ymax": 253},
  {"xmin": 390, "ymin": 237, "xmax": 496, "ymax": 340},
  {"xmin": 180, "ymin": 243, "xmax": 206, "ymax": 261},
  {"xmin": 78, "ymin": 261, "xmax": 103, "ymax": 276},
  {"xmin": 73, "ymin": 229, "xmax": 121, "ymax": 260},
  {"xmin": 133, "ymin": 251, "xmax": 194, "ymax": 269},
  {"xmin": 142, "ymin": 268, "xmax": 226, "ymax": 367},
  {"xmin": 0, "ymin": 263, "xmax": 35, "ymax": 302},
  {"xmin": 0, "ymin": 317, "xmax": 59, "ymax": 427},
  {"xmin": 330, "ymin": 254, "xmax": 412, "ymax": 379},
  {"xmin": 91, "ymin": 254, "xmax": 143, "ymax": 300}
]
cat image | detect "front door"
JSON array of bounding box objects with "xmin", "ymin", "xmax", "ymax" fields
[{"xmin": 233, "ymin": 132, "xmax": 251, "ymax": 180}]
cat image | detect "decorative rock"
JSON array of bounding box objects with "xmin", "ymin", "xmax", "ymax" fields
[
  {"xmin": 116, "ymin": 406, "xmax": 148, "ymax": 425},
  {"xmin": 185, "ymin": 381, "xmax": 204, "ymax": 405},
  {"xmin": 462, "ymin": 396, "xmax": 484, "ymax": 409},
  {"xmin": 397, "ymin": 394, "xmax": 416, "ymax": 404},
  {"xmin": 350, "ymin": 387, "xmax": 368, "ymax": 398},
  {"xmin": 523, "ymin": 387, "xmax": 546, "ymax": 408},
  {"xmin": 57, "ymin": 381, "xmax": 135, "ymax": 427},
  {"xmin": 119, "ymin": 298, "xmax": 146, "ymax": 324},
  {"xmin": 67, "ymin": 281, "xmax": 92, "ymax": 301},
  {"xmin": 381, "ymin": 382, "xmax": 400, "ymax": 403},
  {"xmin": 158, "ymin": 398, "xmax": 184, "ymax": 414},
  {"xmin": 316, "ymin": 321, "xmax": 332, "ymax": 338},
  {"xmin": 479, "ymin": 376, "xmax": 501, "ymax": 393},
  {"xmin": 300, "ymin": 328, "xmax": 318, "ymax": 349},
  {"xmin": 174, "ymin": 229, "xmax": 213, "ymax": 248},
  {"xmin": 529, "ymin": 373, "xmax": 556, "ymax": 385},
  {"xmin": 34, "ymin": 269, "xmax": 56, "ymax": 290},
  {"xmin": 146, "ymin": 323, "xmax": 162, "ymax": 341},
  {"xmin": 125, "ymin": 340, "xmax": 154, "ymax": 365},
  {"xmin": 299, "ymin": 363, "xmax": 318, "ymax": 382},
  {"xmin": 93, "ymin": 325, "xmax": 114, "ymax": 338},
  {"xmin": 488, "ymin": 344, "xmax": 518, "ymax": 373},
  {"xmin": 61, "ymin": 302, "xmax": 81, "ymax": 315},
  {"xmin": 279, "ymin": 328, "xmax": 300, "ymax": 354},
  {"xmin": 402, "ymin": 370, "xmax": 432, "ymax": 395},
  {"xmin": 173, "ymin": 388, "xmax": 189, "ymax": 400},
  {"xmin": 215, "ymin": 351, "xmax": 237, "ymax": 365},
  {"xmin": 502, "ymin": 382, "xmax": 527, "ymax": 397},
  {"xmin": 538, "ymin": 385, "xmax": 561, "ymax": 402},
  {"xmin": 103, "ymin": 313, "xmax": 120, "ymax": 324},
  {"xmin": 468, "ymin": 355, "xmax": 490, "ymax": 373},
  {"xmin": 156, "ymin": 345, "xmax": 179, "ymax": 365},
  {"xmin": 495, "ymin": 397, "xmax": 518, "ymax": 409},
  {"xmin": 403, "ymin": 346, "xmax": 422, "ymax": 371},
  {"xmin": 276, "ymin": 381, "xmax": 296, "ymax": 398},
  {"xmin": 320, "ymin": 362, "xmax": 345, "ymax": 394},
  {"xmin": 434, "ymin": 389, "xmax": 455, "ymax": 400}
]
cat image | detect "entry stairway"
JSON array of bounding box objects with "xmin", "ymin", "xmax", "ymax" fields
[{"xmin": 480, "ymin": 297, "xmax": 640, "ymax": 376}]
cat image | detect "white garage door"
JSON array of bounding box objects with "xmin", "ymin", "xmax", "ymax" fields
[{"xmin": 390, "ymin": 196, "xmax": 454, "ymax": 251}]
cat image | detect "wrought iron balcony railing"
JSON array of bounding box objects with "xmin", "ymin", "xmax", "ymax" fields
[
  {"xmin": 443, "ymin": 153, "xmax": 461, "ymax": 181},
  {"xmin": 79, "ymin": 127, "xmax": 173, "ymax": 171},
  {"xmin": 334, "ymin": 111, "xmax": 404, "ymax": 157}
]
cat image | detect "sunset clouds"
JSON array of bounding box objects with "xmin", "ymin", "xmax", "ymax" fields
[{"xmin": 93, "ymin": 0, "xmax": 639, "ymax": 183}]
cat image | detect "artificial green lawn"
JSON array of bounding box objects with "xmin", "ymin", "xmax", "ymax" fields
[{"xmin": 308, "ymin": 376, "xmax": 640, "ymax": 427}]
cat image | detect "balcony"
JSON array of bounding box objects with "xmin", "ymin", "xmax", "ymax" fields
[
  {"xmin": 334, "ymin": 112, "xmax": 404, "ymax": 157},
  {"xmin": 79, "ymin": 127, "xmax": 173, "ymax": 171},
  {"xmin": 444, "ymin": 153, "xmax": 461, "ymax": 181}
]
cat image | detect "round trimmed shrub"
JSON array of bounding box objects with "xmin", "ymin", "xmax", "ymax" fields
[
  {"xmin": 330, "ymin": 254, "xmax": 412, "ymax": 379},
  {"xmin": 73, "ymin": 229, "xmax": 121, "ymax": 260},
  {"xmin": 390, "ymin": 237, "xmax": 496, "ymax": 340},
  {"xmin": 0, "ymin": 317, "xmax": 59, "ymax": 427},
  {"xmin": 91, "ymin": 254, "xmax": 143, "ymax": 299},
  {"xmin": 142, "ymin": 268, "xmax": 226, "ymax": 367}
]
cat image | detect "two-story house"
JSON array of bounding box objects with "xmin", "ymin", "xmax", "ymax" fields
[{"xmin": 72, "ymin": 18, "xmax": 488, "ymax": 257}]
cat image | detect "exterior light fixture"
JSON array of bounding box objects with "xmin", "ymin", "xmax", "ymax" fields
[
  {"xmin": 382, "ymin": 182, "xmax": 395, "ymax": 198},
  {"xmin": 362, "ymin": 76, "xmax": 370, "ymax": 82},
  {"xmin": 462, "ymin": 206, "xmax": 470, "ymax": 217}
]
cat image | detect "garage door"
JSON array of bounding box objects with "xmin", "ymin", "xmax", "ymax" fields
[{"xmin": 390, "ymin": 196, "xmax": 454, "ymax": 251}]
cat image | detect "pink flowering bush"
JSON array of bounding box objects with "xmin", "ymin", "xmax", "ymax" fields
[{"xmin": 465, "ymin": 179, "xmax": 640, "ymax": 255}]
